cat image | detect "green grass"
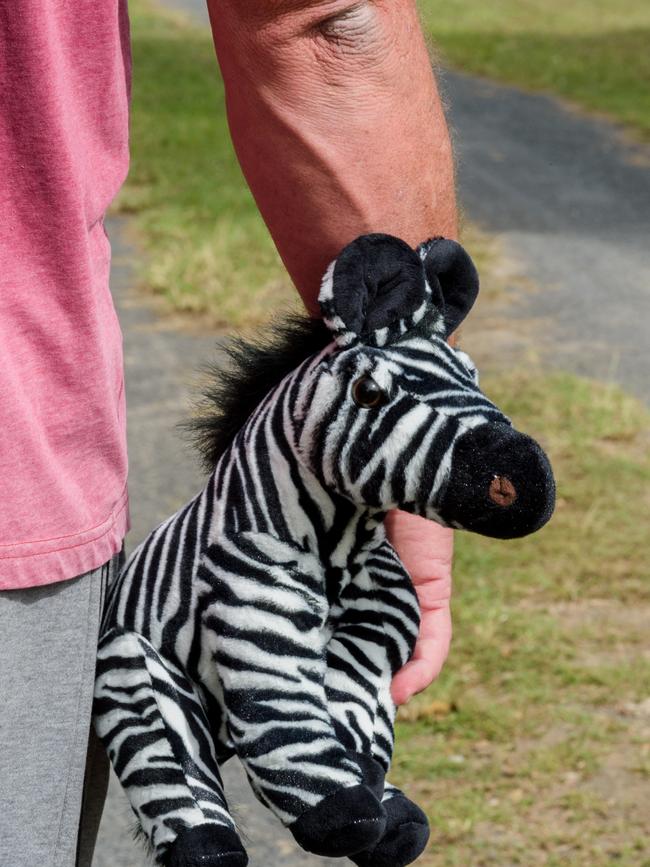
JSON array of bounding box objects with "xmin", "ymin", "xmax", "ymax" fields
[
  {"xmin": 119, "ymin": 0, "xmax": 293, "ymax": 327},
  {"xmin": 420, "ymin": 0, "xmax": 650, "ymax": 138},
  {"xmin": 393, "ymin": 371, "xmax": 650, "ymax": 865}
]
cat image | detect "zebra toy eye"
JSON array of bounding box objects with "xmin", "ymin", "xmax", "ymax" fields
[{"xmin": 352, "ymin": 376, "xmax": 387, "ymax": 409}]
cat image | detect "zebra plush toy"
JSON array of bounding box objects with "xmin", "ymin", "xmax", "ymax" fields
[{"xmin": 94, "ymin": 234, "xmax": 555, "ymax": 867}]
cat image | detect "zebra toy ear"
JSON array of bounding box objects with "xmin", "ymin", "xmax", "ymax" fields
[
  {"xmin": 318, "ymin": 234, "xmax": 430, "ymax": 347},
  {"xmin": 418, "ymin": 237, "xmax": 479, "ymax": 337}
]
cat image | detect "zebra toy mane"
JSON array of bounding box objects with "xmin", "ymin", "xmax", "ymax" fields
[{"xmin": 189, "ymin": 314, "xmax": 331, "ymax": 471}]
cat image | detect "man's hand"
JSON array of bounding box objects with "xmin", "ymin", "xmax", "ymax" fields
[{"xmin": 386, "ymin": 511, "xmax": 453, "ymax": 705}]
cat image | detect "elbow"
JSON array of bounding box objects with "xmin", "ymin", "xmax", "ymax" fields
[
  {"xmin": 213, "ymin": 0, "xmax": 430, "ymax": 125},
  {"xmin": 309, "ymin": 3, "xmax": 388, "ymax": 51},
  {"xmin": 231, "ymin": 0, "xmax": 408, "ymax": 60},
  {"xmin": 254, "ymin": 1, "xmax": 417, "ymax": 88}
]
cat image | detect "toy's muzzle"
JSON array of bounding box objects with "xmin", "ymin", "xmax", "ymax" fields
[{"xmin": 438, "ymin": 423, "xmax": 556, "ymax": 539}]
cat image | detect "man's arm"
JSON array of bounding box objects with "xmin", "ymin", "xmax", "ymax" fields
[
  {"xmin": 207, "ymin": 0, "xmax": 456, "ymax": 308},
  {"xmin": 207, "ymin": 0, "xmax": 455, "ymax": 701}
]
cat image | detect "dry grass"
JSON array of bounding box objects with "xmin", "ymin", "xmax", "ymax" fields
[{"xmin": 117, "ymin": 0, "xmax": 295, "ymax": 329}]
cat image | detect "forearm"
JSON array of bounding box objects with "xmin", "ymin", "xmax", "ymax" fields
[{"xmin": 207, "ymin": 0, "xmax": 457, "ymax": 311}]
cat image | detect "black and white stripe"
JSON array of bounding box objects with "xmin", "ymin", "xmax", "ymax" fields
[
  {"xmin": 94, "ymin": 326, "xmax": 500, "ymax": 862},
  {"xmin": 94, "ymin": 234, "xmax": 534, "ymax": 865}
]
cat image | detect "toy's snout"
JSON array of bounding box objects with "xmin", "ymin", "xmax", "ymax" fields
[{"xmin": 438, "ymin": 423, "xmax": 556, "ymax": 539}]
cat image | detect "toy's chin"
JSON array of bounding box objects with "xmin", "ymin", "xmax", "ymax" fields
[{"xmin": 435, "ymin": 424, "xmax": 556, "ymax": 540}]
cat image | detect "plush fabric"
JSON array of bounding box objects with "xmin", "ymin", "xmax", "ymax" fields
[
  {"xmin": 326, "ymin": 234, "xmax": 427, "ymax": 340},
  {"xmin": 351, "ymin": 787, "xmax": 430, "ymax": 867},
  {"xmin": 94, "ymin": 234, "xmax": 555, "ymax": 866},
  {"xmin": 164, "ymin": 825, "xmax": 247, "ymax": 867},
  {"xmin": 418, "ymin": 236, "xmax": 480, "ymax": 337}
]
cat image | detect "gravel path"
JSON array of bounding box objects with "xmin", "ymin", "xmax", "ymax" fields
[{"xmin": 443, "ymin": 69, "xmax": 650, "ymax": 403}]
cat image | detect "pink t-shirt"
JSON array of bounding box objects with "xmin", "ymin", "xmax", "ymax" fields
[{"xmin": 0, "ymin": 1, "xmax": 131, "ymax": 589}]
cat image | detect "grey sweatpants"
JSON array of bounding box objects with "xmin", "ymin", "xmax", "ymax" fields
[{"xmin": 0, "ymin": 555, "xmax": 122, "ymax": 867}]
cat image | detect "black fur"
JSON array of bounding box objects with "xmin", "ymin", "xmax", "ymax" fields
[
  {"xmin": 132, "ymin": 821, "xmax": 155, "ymax": 858},
  {"xmin": 187, "ymin": 315, "xmax": 332, "ymax": 471}
]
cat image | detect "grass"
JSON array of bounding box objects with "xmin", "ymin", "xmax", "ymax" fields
[
  {"xmin": 120, "ymin": 3, "xmax": 650, "ymax": 861},
  {"xmin": 420, "ymin": 0, "xmax": 650, "ymax": 139},
  {"xmin": 393, "ymin": 372, "xmax": 650, "ymax": 865},
  {"xmin": 118, "ymin": 0, "xmax": 294, "ymax": 328}
]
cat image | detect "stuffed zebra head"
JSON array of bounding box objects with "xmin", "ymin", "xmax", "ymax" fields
[{"xmin": 300, "ymin": 233, "xmax": 555, "ymax": 539}]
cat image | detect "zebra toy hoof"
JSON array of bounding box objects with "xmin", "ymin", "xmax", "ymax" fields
[
  {"xmin": 163, "ymin": 824, "xmax": 248, "ymax": 867},
  {"xmin": 351, "ymin": 793, "xmax": 430, "ymax": 867},
  {"xmin": 290, "ymin": 784, "xmax": 387, "ymax": 857}
]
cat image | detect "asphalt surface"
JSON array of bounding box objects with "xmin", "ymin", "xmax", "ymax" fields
[
  {"xmin": 442, "ymin": 69, "xmax": 650, "ymax": 402},
  {"xmin": 94, "ymin": 3, "xmax": 650, "ymax": 864}
]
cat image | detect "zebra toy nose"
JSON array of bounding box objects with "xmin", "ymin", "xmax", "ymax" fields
[
  {"xmin": 488, "ymin": 475, "xmax": 517, "ymax": 507},
  {"xmin": 438, "ymin": 423, "xmax": 555, "ymax": 539}
]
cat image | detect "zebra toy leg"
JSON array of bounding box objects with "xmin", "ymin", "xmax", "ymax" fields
[
  {"xmin": 94, "ymin": 628, "xmax": 247, "ymax": 867},
  {"xmin": 200, "ymin": 539, "xmax": 388, "ymax": 859},
  {"xmin": 325, "ymin": 542, "xmax": 429, "ymax": 866},
  {"xmin": 325, "ymin": 668, "xmax": 429, "ymax": 866}
]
